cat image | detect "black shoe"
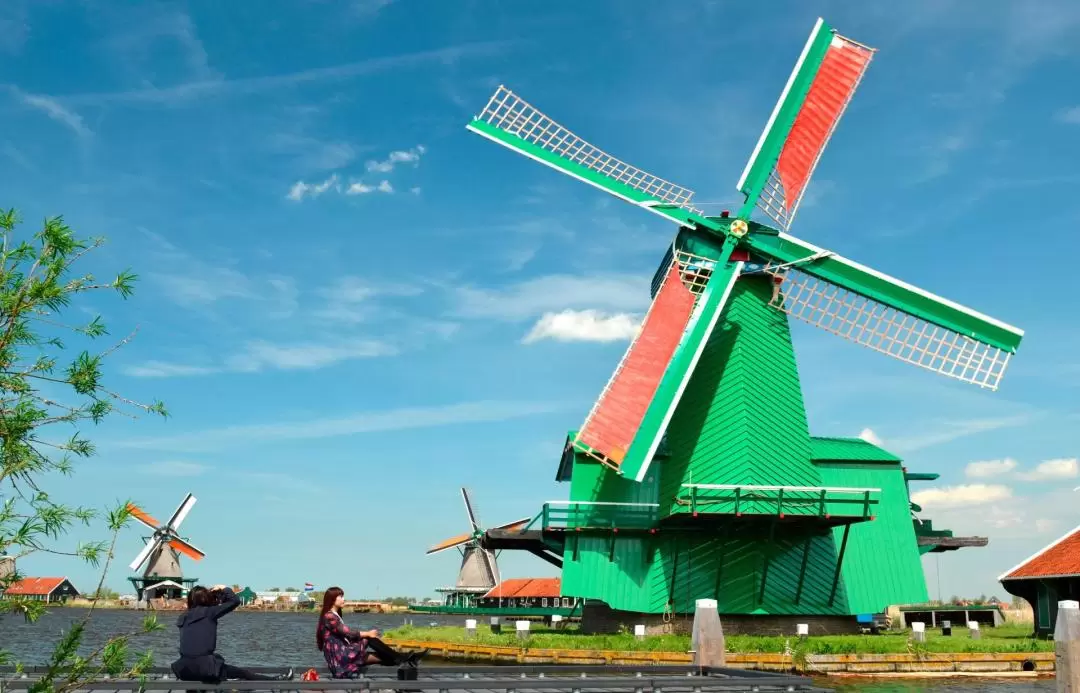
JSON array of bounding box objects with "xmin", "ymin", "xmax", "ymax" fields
[
  {"xmin": 274, "ymin": 668, "xmax": 294, "ymax": 681},
  {"xmin": 406, "ymin": 649, "xmax": 429, "ymax": 664}
]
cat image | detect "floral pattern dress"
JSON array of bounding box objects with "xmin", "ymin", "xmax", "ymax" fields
[{"xmin": 317, "ymin": 611, "xmax": 369, "ymax": 678}]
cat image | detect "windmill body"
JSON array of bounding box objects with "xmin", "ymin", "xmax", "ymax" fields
[
  {"xmin": 427, "ymin": 488, "xmax": 534, "ymax": 609},
  {"xmin": 126, "ymin": 493, "xmax": 204, "ymax": 604},
  {"xmin": 464, "ymin": 18, "xmax": 1020, "ymax": 632}
]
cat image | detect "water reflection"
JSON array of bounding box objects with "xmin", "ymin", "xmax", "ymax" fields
[{"xmin": 0, "ymin": 609, "xmax": 1055, "ymax": 691}]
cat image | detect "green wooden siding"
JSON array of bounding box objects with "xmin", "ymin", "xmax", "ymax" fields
[
  {"xmin": 815, "ymin": 461, "xmax": 928, "ymax": 613},
  {"xmin": 809, "ymin": 437, "xmax": 902, "ymax": 463},
  {"xmin": 660, "ymin": 275, "xmax": 819, "ymax": 517}
]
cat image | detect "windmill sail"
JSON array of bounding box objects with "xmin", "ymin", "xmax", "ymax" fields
[
  {"xmin": 574, "ymin": 249, "xmax": 744, "ymax": 481},
  {"xmin": 467, "ymin": 86, "xmax": 703, "ymax": 227},
  {"xmin": 746, "ymin": 233, "xmax": 1024, "ymax": 390},
  {"xmin": 737, "ymin": 18, "xmax": 875, "ymax": 230}
]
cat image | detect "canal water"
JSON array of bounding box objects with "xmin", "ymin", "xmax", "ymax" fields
[{"xmin": 0, "ymin": 609, "xmax": 1054, "ymax": 692}]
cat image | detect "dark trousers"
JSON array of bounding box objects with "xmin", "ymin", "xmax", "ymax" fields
[
  {"xmin": 172, "ymin": 654, "xmax": 278, "ymax": 683},
  {"xmin": 365, "ymin": 637, "xmax": 403, "ymax": 664}
]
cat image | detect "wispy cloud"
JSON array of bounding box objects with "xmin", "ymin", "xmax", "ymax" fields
[
  {"xmin": 883, "ymin": 414, "xmax": 1033, "ymax": 453},
  {"xmin": 857, "ymin": 428, "xmax": 883, "ymax": 447},
  {"xmin": 522, "ymin": 309, "xmax": 641, "ymax": 344},
  {"xmin": 287, "ymin": 174, "xmax": 341, "ymax": 201},
  {"xmin": 347, "ymin": 180, "xmax": 394, "ymax": 195},
  {"xmin": 365, "ymin": 145, "xmax": 425, "ymax": 172},
  {"xmin": 8, "ymin": 86, "xmax": 91, "ymax": 138},
  {"xmin": 965, "ymin": 458, "xmax": 1018, "ymax": 478},
  {"xmin": 124, "ymin": 338, "xmax": 396, "ymax": 378},
  {"xmin": 1016, "ymin": 458, "xmax": 1079, "ymax": 481},
  {"xmin": 1055, "ymin": 106, "xmax": 1080, "ymax": 125},
  {"xmin": 350, "ymin": 0, "xmax": 395, "ymax": 21},
  {"xmin": 57, "ymin": 41, "xmax": 517, "ymax": 106},
  {"xmin": 910, "ymin": 483, "xmax": 1012, "ymax": 509},
  {"xmin": 139, "ymin": 460, "xmax": 207, "ymax": 476},
  {"xmin": 453, "ymin": 273, "xmax": 649, "ymax": 322},
  {"xmin": 115, "ymin": 399, "xmax": 569, "ymax": 452}
]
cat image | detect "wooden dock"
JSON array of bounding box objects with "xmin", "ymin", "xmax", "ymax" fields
[{"xmin": 0, "ymin": 664, "xmax": 829, "ymax": 693}]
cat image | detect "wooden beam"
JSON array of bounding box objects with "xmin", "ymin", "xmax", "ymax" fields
[
  {"xmin": 794, "ymin": 537, "xmax": 813, "ymax": 605},
  {"xmin": 828, "ymin": 524, "xmax": 851, "ymax": 607}
]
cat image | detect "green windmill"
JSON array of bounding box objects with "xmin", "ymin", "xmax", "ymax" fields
[{"xmin": 464, "ymin": 17, "xmax": 1024, "ymax": 631}]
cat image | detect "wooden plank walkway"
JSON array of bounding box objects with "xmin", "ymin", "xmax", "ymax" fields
[{"xmin": 0, "ymin": 664, "xmax": 829, "ymax": 693}]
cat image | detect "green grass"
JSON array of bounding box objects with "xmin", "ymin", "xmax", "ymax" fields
[{"xmin": 384, "ymin": 623, "xmax": 1052, "ymax": 655}]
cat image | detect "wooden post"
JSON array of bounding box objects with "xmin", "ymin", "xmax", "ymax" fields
[
  {"xmin": 691, "ymin": 598, "xmax": 726, "ymax": 667},
  {"xmin": 1056, "ymin": 599, "xmax": 1080, "ymax": 693}
]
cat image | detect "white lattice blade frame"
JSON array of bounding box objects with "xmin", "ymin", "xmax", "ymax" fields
[
  {"xmin": 775, "ymin": 269, "xmax": 1014, "ymax": 390},
  {"xmin": 470, "ymin": 85, "xmax": 702, "ymax": 218}
]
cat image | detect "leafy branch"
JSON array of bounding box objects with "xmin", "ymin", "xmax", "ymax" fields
[{"xmin": 0, "ymin": 209, "xmax": 168, "ymax": 688}]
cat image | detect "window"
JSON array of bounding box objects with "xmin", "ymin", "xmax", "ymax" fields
[{"xmin": 542, "ymin": 598, "xmax": 548, "ymax": 607}]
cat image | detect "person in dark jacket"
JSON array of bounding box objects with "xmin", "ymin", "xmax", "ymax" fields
[{"xmin": 171, "ymin": 584, "xmax": 294, "ymax": 683}]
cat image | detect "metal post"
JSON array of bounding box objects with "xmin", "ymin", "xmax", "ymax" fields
[{"xmin": 1056, "ymin": 599, "xmax": 1080, "ymax": 692}]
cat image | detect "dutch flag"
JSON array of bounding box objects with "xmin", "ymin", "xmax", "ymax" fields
[{"xmin": 304, "ymin": 583, "xmax": 314, "ymax": 591}]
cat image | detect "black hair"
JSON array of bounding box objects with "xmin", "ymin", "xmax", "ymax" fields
[{"xmin": 187, "ymin": 586, "xmax": 213, "ymax": 608}]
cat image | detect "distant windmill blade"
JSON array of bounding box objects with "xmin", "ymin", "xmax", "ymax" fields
[
  {"xmin": 491, "ymin": 518, "xmax": 532, "ymax": 532},
  {"xmin": 129, "ymin": 538, "xmax": 160, "ymax": 572},
  {"xmin": 480, "ymin": 548, "xmax": 500, "ymax": 586},
  {"xmin": 166, "ymin": 493, "xmax": 197, "ymax": 530},
  {"xmin": 169, "ymin": 538, "xmax": 205, "ymax": 561},
  {"xmin": 426, "ymin": 532, "xmax": 474, "ymax": 555},
  {"xmin": 126, "ymin": 503, "xmax": 162, "ymax": 531},
  {"xmin": 460, "ymin": 487, "xmax": 480, "ymax": 531}
]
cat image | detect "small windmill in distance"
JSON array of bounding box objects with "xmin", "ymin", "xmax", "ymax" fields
[
  {"xmin": 425, "ymin": 488, "xmax": 530, "ymax": 609},
  {"xmin": 127, "ymin": 493, "xmax": 204, "ymax": 606}
]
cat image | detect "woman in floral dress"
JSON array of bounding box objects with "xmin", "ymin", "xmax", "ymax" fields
[{"xmin": 315, "ymin": 586, "xmax": 428, "ymax": 678}]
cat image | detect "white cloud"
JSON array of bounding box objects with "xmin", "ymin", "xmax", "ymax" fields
[
  {"xmin": 965, "ymin": 458, "xmax": 1018, "ymax": 478},
  {"xmin": 522, "ymin": 309, "xmax": 641, "ymax": 344},
  {"xmin": 365, "ymin": 145, "xmax": 425, "ymax": 172},
  {"xmin": 287, "ymin": 174, "xmax": 340, "ymax": 201},
  {"xmin": 1056, "ymin": 106, "xmax": 1080, "ymax": 124},
  {"xmin": 885, "ymin": 414, "xmax": 1032, "ymax": 453},
  {"xmin": 116, "ymin": 399, "xmax": 569, "ymax": 452},
  {"xmin": 124, "ymin": 338, "xmax": 395, "ymax": 378},
  {"xmin": 910, "ymin": 483, "xmax": 1012, "ymax": 509},
  {"xmin": 857, "ymin": 428, "xmax": 883, "ymax": 446},
  {"xmin": 454, "ymin": 273, "xmax": 649, "ymax": 321},
  {"xmin": 345, "ymin": 179, "xmax": 394, "ymax": 195},
  {"xmin": 1035, "ymin": 518, "xmax": 1059, "ymax": 533},
  {"xmin": 10, "ymin": 87, "xmax": 91, "ymax": 138},
  {"xmin": 1017, "ymin": 457, "xmax": 1079, "ymax": 481},
  {"xmin": 139, "ymin": 460, "xmax": 207, "ymax": 476}
]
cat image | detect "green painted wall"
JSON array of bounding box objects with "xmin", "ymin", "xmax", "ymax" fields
[
  {"xmin": 660, "ymin": 275, "xmax": 818, "ymax": 517},
  {"xmin": 816, "ymin": 461, "xmax": 929, "ymax": 612}
]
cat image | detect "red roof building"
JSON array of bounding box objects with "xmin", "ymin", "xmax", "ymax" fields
[
  {"xmin": 478, "ymin": 577, "xmax": 579, "ymax": 611},
  {"xmin": 484, "ymin": 578, "xmax": 561, "ymax": 599},
  {"xmin": 1, "ymin": 577, "xmax": 81, "ymax": 603},
  {"xmin": 999, "ymin": 523, "xmax": 1080, "ymax": 636}
]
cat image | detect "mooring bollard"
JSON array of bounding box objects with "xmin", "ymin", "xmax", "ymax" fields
[
  {"xmin": 941, "ymin": 619, "xmax": 952, "ymax": 636},
  {"xmin": 1056, "ymin": 599, "xmax": 1080, "ymax": 693},
  {"xmin": 796, "ymin": 623, "xmax": 808, "ymax": 640},
  {"xmin": 465, "ymin": 618, "xmax": 477, "ymax": 637},
  {"xmin": 634, "ymin": 624, "xmax": 646, "ymax": 641},
  {"xmin": 516, "ymin": 620, "xmax": 530, "ymax": 641},
  {"xmin": 690, "ymin": 598, "xmax": 725, "ymax": 666},
  {"xmin": 968, "ymin": 621, "xmax": 980, "ymax": 640},
  {"xmin": 911, "ymin": 621, "xmax": 926, "ymax": 643},
  {"xmin": 490, "ymin": 616, "xmax": 501, "ymax": 634}
]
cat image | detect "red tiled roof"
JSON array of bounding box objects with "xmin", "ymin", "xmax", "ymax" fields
[
  {"xmin": 483, "ymin": 578, "xmax": 561, "ymax": 599},
  {"xmin": 1000, "ymin": 524, "xmax": 1080, "ymax": 580},
  {"xmin": 3, "ymin": 577, "xmax": 68, "ymax": 595}
]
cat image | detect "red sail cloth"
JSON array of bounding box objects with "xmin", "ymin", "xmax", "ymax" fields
[{"xmin": 578, "ymin": 264, "xmax": 697, "ymax": 464}]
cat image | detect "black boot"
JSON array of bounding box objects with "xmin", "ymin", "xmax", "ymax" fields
[{"xmin": 402, "ymin": 649, "xmax": 429, "ymax": 666}]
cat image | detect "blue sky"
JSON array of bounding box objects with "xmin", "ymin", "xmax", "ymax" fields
[{"xmin": 2, "ymin": 0, "xmax": 1079, "ymax": 603}]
